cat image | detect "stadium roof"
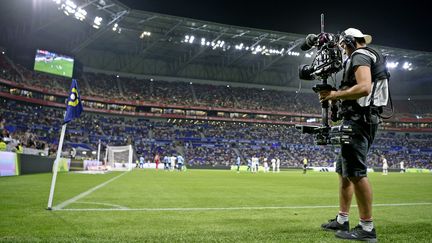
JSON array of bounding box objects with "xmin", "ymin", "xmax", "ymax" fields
[{"xmin": 0, "ymin": 0, "xmax": 431, "ymax": 94}]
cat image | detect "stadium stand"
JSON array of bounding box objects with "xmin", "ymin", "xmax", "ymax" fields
[
  {"xmin": 1, "ymin": 53, "xmax": 431, "ymax": 169},
  {"xmin": 1, "ymin": 97, "xmax": 431, "ymax": 169}
]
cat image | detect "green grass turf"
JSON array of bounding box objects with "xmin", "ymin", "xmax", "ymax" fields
[
  {"xmin": 0, "ymin": 170, "xmax": 431, "ymax": 242},
  {"xmin": 34, "ymin": 59, "xmax": 73, "ymax": 78}
]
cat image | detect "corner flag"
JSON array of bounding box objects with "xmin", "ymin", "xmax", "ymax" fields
[
  {"xmin": 48, "ymin": 79, "xmax": 83, "ymax": 209},
  {"xmin": 64, "ymin": 79, "xmax": 83, "ymax": 124}
]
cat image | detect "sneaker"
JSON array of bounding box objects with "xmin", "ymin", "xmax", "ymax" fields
[
  {"xmin": 335, "ymin": 224, "xmax": 377, "ymax": 242},
  {"xmin": 321, "ymin": 215, "xmax": 349, "ymax": 232}
]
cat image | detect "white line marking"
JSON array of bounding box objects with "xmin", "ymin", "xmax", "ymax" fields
[
  {"xmin": 74, "ymin": 201, "xmax": 129, "ymax": 209},
  {"xmin": 52, "ymin": 172, "xmax": 128, "ymax": 210},
  {"xmin": 55, "ymin": 202, "xmax": 432, "ymax": 212}
]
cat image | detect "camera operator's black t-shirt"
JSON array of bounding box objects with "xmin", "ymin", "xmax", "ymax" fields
[
  {"xmin": 344, "ymin": 52, "xmax": 374, "ymax": 82},
  {"xmin": 351, "ymin": 52, "xmax": 373, "ymax": 69}
]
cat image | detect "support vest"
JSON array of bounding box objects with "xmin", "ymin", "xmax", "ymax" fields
[{"xmin": 340, "ymin": 46, "xmax": 391, "ymax": 119}]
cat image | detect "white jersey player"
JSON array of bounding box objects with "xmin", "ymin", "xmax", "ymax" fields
[
  {"xmin": 139, "ymin": 156, "xmax": 144, "ymax": 168},
  {"xmin": 400, "ymin": 161, "xmax": 405, "ymax": 173},
  {"xmin": 271, "ymin": 158, "xmax": 276, "ymax": 173},
  {"xmin": 381, "ymin": 156, "xmax": 388, "ymax": 175},
  {"xmin": 170, "ymin": 156, "xmax": 176, "ymax": 171},
  {"xmin": 251, "ymin": 156, "xmax": 259, "ymax": 173},
  {"xmin": 276, "ymin": 158, "xmax": 281, "ymax": 173},
  {"xmin": 263, "ymin": 157, "xmax": 269, "ymax": 173}
]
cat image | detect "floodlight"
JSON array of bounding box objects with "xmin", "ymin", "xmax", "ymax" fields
[
  {"xmin": 74, "ymin": 8, "xmax": 87, "ymax": 21},
  {"xmin": 93, "ymin": 16, "xmax": 102, "ymax": 28},
  {"xmin": 189, "ymin": 35, "xmax": 195, "ymax": 44},
  {"xmin": 402, "ymin": 62, "xmax": 412, "ymax": 70},
  {"xmin": 386, "ymin": 62, "xmax": 399, "ymax": 69}
]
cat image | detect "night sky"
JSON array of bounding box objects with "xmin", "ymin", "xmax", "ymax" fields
[{"xmin": 119, "ymin": 0, "xmax": 432, "ymax": 52}]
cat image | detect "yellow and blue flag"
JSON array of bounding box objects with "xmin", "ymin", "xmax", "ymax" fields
[{"xmin": 64, "ymin": 79, "xmax": 83, "ymax": 124}]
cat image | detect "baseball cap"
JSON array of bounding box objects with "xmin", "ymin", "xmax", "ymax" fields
[{"xmin": 341, "ymin": 28, "xmax": 372, "ymax": 44}]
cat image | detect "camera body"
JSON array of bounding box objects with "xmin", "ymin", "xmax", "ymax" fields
[
  {"xmin": 296, "ymin": 32, "xmax": 348, "ymax": 145},
  {"xmin": 295, "ymin": 124, "xmax": 353, "ymax": 145},
  {"xmin": 298, "ymin": 32, "xmax": 343, "ymax": 81}
]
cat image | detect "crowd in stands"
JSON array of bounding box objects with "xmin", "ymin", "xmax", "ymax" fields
[
  {"xmin": 2, "ymin": 54, "xmax": 432, "ymax": 117},
  {"xmin": 0, "ymin": 55, "xmax": 21, "ymax": 83},
  {"xmin": 1, "ymin": 99, "xmax": 431, "ymax": 169},
  {"xmin": 1, "ymin": 55, "xmax": 321, "ymax": 113},
  {"xmin": 1, "ymin": 54, "xmax": 431, "ymax": 170}
]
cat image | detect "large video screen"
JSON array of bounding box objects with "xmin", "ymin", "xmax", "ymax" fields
[{"xmin": 34, "ymin": 49, "xmax": 74, "ymax": 78}]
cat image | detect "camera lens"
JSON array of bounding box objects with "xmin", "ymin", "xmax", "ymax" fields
[{"xmin": 298, "ymin": 64, "xmax": 315, "ymax": 80}]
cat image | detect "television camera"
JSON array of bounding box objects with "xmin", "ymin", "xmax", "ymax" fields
[{"xmin": 295, "ymin": 14, "xmax": 352, "ymax": 145}]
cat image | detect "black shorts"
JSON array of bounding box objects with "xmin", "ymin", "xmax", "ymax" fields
[{"xmin": 336, "ymin": 115, "xmax": 378, "ymax": 178}]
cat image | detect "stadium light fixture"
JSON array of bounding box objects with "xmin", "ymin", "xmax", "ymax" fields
[
  {"xmin": 182, "ymin": 35, "xmax": 189, "ymax": 43},
  {"xmin": 112, "ymin": 23, "xmax": 121, "ymax": 33},
  {"xmin": 62, "ymin": 0, "xmax": 77, "ymax": 15},
  {"xmin": 402, "ymin": 62, "xmax": 413, "ymax": 71},
  {"xmin": 386, "ymin": 61, "xmax": 399, "ymax": 69},
  {"xmin": 176, "ymin": 33, "xmax": 301, "ymax": 57},
  {"xmin": 140, "ymin": 31, "xmax": 151, "ymax": 39},
  {"xmin": 189, "ymin": 35, "xmax": 195, "ymax": 44},
  {"xmin": 74, "ymin": 8, "xmax": 87, "ymax": 21},
  {"xmin": 93, "ymin": 16, "xmax": 102, "ymax": 29}
]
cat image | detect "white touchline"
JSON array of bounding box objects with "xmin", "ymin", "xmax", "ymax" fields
[
  {"xmin": 55, "ymin": 202, "xmax": 432, "ymax": 211},
  {"xmin": 52, "ymin": 171, "xmax": 128, "ymax": 210}
]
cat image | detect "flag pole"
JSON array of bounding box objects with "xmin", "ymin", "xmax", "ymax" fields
[
  {"xmin": 47, "ymin": 79, "xmax": 82, "ymax": 210},
  {"xmin": 47, "ymin": 122, "xmax": 67, "ymax": 210},
  {"xmin": 97, "ymin": 139, "xmax": 101, "ymax": 162}
]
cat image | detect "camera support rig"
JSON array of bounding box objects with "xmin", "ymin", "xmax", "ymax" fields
[{"xmin": 295, "ymin": 14, "xmax": 352, "ymax": 145}]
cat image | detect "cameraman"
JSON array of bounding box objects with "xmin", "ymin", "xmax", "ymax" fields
[{"xmin": 319, "ymin": 28, "xmax": 388, "ymax": 242}]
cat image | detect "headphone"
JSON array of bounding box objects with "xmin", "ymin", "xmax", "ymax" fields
[{"xmin": 341, "ymin": 34, "xmax": 356, "ymax": 49}]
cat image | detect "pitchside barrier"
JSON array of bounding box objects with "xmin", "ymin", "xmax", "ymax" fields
[
  {"xmin": 229, "ymin": 165, "xmax": 431, "ymax": 173},
  {"xmin": 0, "ymin": 151, "xmax": 71, "ymax": 176},
  {"xmin": 1, "ymin": 152, "xmax": 431, "ymax": 177}
]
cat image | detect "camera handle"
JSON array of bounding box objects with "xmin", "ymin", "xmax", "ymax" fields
[{"xmin": 312, "ymin": 79, "xmax": 333, "ymax": 128}]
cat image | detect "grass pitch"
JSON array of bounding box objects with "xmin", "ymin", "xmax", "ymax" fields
[{"xmin": 1, "ymin": 170, "xmax": 431, "ymax": 242}]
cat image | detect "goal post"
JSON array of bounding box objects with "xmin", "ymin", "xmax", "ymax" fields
[{"xmin": 105, "ymin": 145, "xmax": 134, "ymax": 171}]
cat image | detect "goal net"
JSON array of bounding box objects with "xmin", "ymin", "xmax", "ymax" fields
[{"xmin": 105, "ymin": 145, "xmax": 134, "ymax": 171}]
